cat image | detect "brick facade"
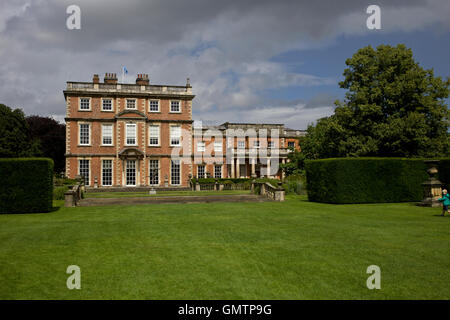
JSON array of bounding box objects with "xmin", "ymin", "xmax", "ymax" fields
[{"xmin": 64, "ymin": 73, "xmax": 304, "ymax": 188}]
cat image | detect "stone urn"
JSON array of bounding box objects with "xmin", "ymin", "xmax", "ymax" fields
[{"xmin": 420, "ymin": 160, "xmax": 442, "ymax": 207}]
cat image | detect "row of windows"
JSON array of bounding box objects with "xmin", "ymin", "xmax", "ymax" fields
[
  {"xmin": 78, "ymin": 98, "xmax": 181, "ymax": 113},
  {"xmin": 197, "ymin": 165, "xmax": 222, "ymax": 179},
  {"xmin": 79, "ymin": 123, "xmax": 297, "ymax": 149},
  {"xmin": 78, "ymin": 159, "xmax": 181, "ymax": 186},
  {"xmin": 78, "ymin": 123, "xmax": 182, "ymax": 147}
]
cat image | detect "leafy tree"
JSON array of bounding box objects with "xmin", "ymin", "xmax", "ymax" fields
[
  {"xmin": 0, "ymin": 104, "xmax": 41, "ymax": 158},
  {"xmin": 302, "ymin": 44, "xmax": 450, "ymax": 158},
  {"xmin": 280, "ymin": 142, "xmax": 306, "ymax": 176},
  {"xmin": 26, "ymin": 116, "xmax": 66, "ymax": 173}
]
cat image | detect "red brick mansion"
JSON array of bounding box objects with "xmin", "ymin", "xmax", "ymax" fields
[{"xmin": 64, "ymin": 73, "xmax": 304, "ymax": 188}]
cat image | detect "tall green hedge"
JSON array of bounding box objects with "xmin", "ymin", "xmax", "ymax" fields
[
  {"xmin": 305, "ymin": 158, "xmax": 428, "ymax": 204},
  {"xmin": 0, "ymin": 158, "xmax": 53, "ymax": 213},
  {"xmin": 438, "ymin": 158, "xmax": 450, "ymax": 188}
]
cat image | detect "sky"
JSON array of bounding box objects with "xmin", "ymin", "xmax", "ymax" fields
[{"xmin": 0, "ymin": 0, "xmax": 449, "ymax": 130}]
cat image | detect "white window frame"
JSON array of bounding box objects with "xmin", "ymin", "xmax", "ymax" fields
[
  {"xmin": 197, "ymin": 141, "xmax": 205, "ymax": 152},
  {"xmin": 148, "ymin": 124, "xmax": 160, "ymax": 146},
  {"xmin": 238, "ymin": 141, "xmax": 245, "ymax": 149},
  {"xmin": 170, "ymin": 100, "xmax": 181, "ymax": 113},
  {"xmin": 126, "ymin": 98, "xmax": 137, "ymax": 110},
  {"xmin": 197, "ymin": 165, "xmax": 206, "ymax": 179},
  {"xmin": 101, "ymin": 159, "xmax": 113, "ymax": 186},
  {"xmin": 101, "ymin": 98, "xmax": 114, "ymax": 112},
  {"xmin": 214, "ymin": 165, "xmax": 222, "ymax": 179},
  {"xmin": 171, "ymin": 159, "xmax": 181, "ymax": 185},
  {"xmin": 170, "ymin": 125, "xmax": 181, "ymax": 146},
  {"xmin": 78, "ymin": 123, "xmax": 91, "ymax": 146},
  {"xmin": 101, "ymin": 124, "xmax": 113, "ymax": 146},
  {"xmin": 214, "ymin": 141, "xmax": 222, "ymax": 153},
  {"xmin": 288, "ymin": 141, "xmax": 295, "ymax": 149},
  {"xmin": 253, "ymin": 140, "xmax": 260, "ymax": 149},
  {"xmin": 148, "ymin": 99, "xmax": 160, "ymax": 113},
  {"xmin": 79, "ymin": 97, "xmax": 91, "ymax": 111},
  {"xmin": 78, "ymin": 159, "xmax": 90, "ymax": 186},
  {"xmin": 149, "ymin": 159, "xmax": 160, "ymax": 186},
  {"xmin": 125, "ymin": 123, "xmax": 137, "ymax": 146}
]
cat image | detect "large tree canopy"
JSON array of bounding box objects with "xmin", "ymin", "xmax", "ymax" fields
[
  {"xmin": 302, "ymin": 44, "xmax": 450, "ymax": 159},
  {"xmin": 26, "ymin": 116, "xmax": 66, "ymax": 173},
  {"xmin": 0, "ymin": 104, "xmax": 41, "ymax": 158}
]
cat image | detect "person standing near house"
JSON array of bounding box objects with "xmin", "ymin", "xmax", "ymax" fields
[{"xmin": 438, "ymin": 189, "xmax": 450, "ymax": 216}]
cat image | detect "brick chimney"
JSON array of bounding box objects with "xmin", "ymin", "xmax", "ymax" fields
[
  {"xmin": 136, "ymin": 74, "xmax": 149, "ymax": 85},
  {"xmin": 104, "ymin": 73, "xmax": 118, "ymax": 84},
  {"xmin": 93, "ymin": 74, "xmax": 100, "ymax": 84}
]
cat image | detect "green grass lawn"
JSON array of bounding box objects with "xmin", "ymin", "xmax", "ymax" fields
[
  {"xmin": 84, "ymin": 190, "xmax": 250, "ymax": 198},
  {"xmin": 0, "ymin": 196, "xmax": 449, "ymax": 299}
]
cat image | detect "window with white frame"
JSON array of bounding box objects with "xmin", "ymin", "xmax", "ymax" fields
[
  {"xmin": 102, "ymin": 160, "xmax": 112, "ymax": 186},
  {"xmin": 79, "ymin": 159, "xmax": 90, "ymax": 185},
  {"xmin": 170, "ymin": 100, "xmax": 180, "ymax": 112},
  {"xmin": 288, "ymin": 141, "xmax": 295, "ymax": 148},
  {"xmin": 149, "ymin": 159, "xmax": 159, "ymax": 185},
  {"xmin": 197, "ymin": 165, "xmax": 206, "ymax": 178},
  {"xmin": 79, "ymin": 123, "xmax": 90, "ymax": 145},
  {"xmin": 214, "ymin": 141, "xmax": 222, "ymax": 152},
  {"xmin": 214, "ymin": 165, "xmax": 222, "ymax": 178},
  {"xmin": 149, "ymin": 125, "xmax": 160, "ymax": 146},
  {"xmin": 126, "ymin": 123, "xmax": 137, "ymax": 145},
  {"xmin": 238, "ymin": 141, "xmax": 245, "ymax": 149},
  {"xmin": 126, "ymin": 99, "xmax": 136, "ymax": 109},
  {"xmin": 268, "ymin": 141, "xmax": 275, "ymax": 148},
  {"xmin": 170, "ymin": 126, "xmax": 181, "ymax": 146},
  {"xmin": 102, "ymin": 124, "xmax": 113, "ymax": 145},
  {"xmin": 171, "ymin": 160, "xmax": 180, "ymax": 185},
  {"xmin": 149, "ymin": 100, "xmax": 159, "ymax": 112},
  {"xmin": 80, "ymin": 98, "xmax": 90, "ymax": 110},
  {"xmin": 253, "ymin": 140, "xmax": 260, "ymax": 148},
  {"xmin": 102, "ymin": 99, "xmax": 113, "ymax": 111},
  {"xmin": 197, "ymin": 141, "xmax": 205, "ymax": 152}
]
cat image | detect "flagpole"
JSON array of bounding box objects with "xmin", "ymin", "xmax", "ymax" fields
[{"xmin": 122, "ymin": 67, "xmax": 124, "ymax": 84}]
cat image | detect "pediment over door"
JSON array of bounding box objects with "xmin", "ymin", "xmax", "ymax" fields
[
  {"xmin": 115, "ymin": 110, "xmax": 147, "ymax": 120},
  {"xmin": 118, "ymin": 148, "xmax": 144, "ymax": 160}
]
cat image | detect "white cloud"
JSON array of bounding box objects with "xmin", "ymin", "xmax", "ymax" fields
[{"xmin": 0, "ymin": 0, "xmax": 448, "ymax": 129}]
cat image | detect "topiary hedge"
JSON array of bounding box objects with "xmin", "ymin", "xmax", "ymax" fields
[
  {"xmin": 438, "ymin": 158, "xmax": 450, "ymax": 188},
  {"xmin": 0, "ymin": 158, "xmax": 54, "ymax": 213},
  {"xmin": 305, "ymin": 158, "xmax": 428, "ymax": 204}
]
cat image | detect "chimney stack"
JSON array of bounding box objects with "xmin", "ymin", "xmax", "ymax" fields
[
  {"xmin": 93, "ymin": 74, "xmax": 99, "ymax": 84},
  {"xmin": 104, "ymin": 73, "xmax": 118, "ymax": 84},
  {"xmin": 136, "ymin": 74, "xmax": 149, "ymax": 85}
]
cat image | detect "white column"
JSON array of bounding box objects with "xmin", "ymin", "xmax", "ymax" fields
[
  {"xmin": 266, "ymin": 158, "xmax": 271, "ymax": 177},
  {"xmin": 281, "ymin": 158, "xmax": 286, "ymax": 180},
  {"xmin": 236, "ymin": 158, "xmax": 240, "ymax": 178},
  {"xmin": 231, "ymin": 158, "xmax": 235, "ymax": 178},
  {"xmin": 251, "ymin": 158, "xmax": 256, "ymax": 177}
]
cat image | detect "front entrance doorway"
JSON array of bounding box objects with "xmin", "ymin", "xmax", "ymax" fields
[{"xmin": 126, "ymin": 160, "xmax": 136, "ymax": 186}]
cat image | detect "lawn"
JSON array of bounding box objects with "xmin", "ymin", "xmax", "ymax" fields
[{"xmin": 0, "ymin": 196, "xmax": 449, "ymax": 299}]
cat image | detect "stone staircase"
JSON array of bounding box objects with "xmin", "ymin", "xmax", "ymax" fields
[{"xmin": 78, "ymin": 194, "xmax": 267, "ymax": 207}]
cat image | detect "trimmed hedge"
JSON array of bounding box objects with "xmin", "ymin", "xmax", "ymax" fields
[
  {"xmin": 0, "ymin": 158, "xmax": 53, "ymax": 213},
  {"xmin": 438, "ymin": 158, "xmax": 450, "ymax": 188},
  {"xmin": 305, "ymin": 158, "xmax": 428, "ymax": 204}
]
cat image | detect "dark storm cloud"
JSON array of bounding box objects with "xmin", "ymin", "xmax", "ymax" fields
[{"xmin": 0, "ymin": 0, "xmax": 448, "ymax": 127}]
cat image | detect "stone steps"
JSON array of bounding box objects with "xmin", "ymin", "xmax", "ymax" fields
[{"xmin": 78, "ymin": 194, "xmax": 267, "ymax": 207}]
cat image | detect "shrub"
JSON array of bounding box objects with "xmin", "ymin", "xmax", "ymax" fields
[
  {"xmin": 305, "ymin": 158, "xmax": 428, "ymax": 204},
  {"xmin": 193, "ymin": 178, "xmax": 251, "ymax": 184},
  {"xmin": 283, "ymin": 174, "xmax": 306, "ymax": 195},
  {"xmin": 53, "ymin": 186, "xmax": 69, "ymax": 200},
  {"xmin": 0, "ymin": 158, "xmax": 54, "ymax": 213}
]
